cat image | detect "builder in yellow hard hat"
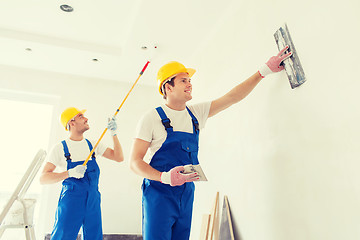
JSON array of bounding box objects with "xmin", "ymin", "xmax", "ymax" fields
[
  {"xmin": 130, "ymin": 47, "xmax": 292, "ymax": 240},
  {"xmin": 40, "ymin": 107, "xmax": 124, "ymax": 240}
]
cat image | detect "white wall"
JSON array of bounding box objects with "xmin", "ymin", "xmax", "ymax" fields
[
  {"xmin": 0, "ymin": 65, "xmax": 161, "ymax": 237},
  {"xmin": 1, "ymin": 0, "xmax": 360, "ymax": 239},
  {"xmin": 189, "ymin": 0, "xmax": 360, "ymax": 240}
]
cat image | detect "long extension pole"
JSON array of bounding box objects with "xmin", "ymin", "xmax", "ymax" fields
[{"xmin": 83, "ymin": 61, "xmax": 150, "ymax": 166}]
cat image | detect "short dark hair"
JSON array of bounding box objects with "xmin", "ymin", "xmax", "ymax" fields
[{"xmin": 163, "ymin": 76, "xmax": 176, "ymax": 99}]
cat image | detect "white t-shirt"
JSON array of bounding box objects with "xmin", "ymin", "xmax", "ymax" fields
[
  {"xmin": 47, "ymin": 138, "xmax": 108, "ymax": 172},
  {"xmin": 135, "ymin": 102, "xmax": 211, "ymax": 160}
]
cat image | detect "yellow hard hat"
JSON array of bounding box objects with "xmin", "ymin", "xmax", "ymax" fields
[
  {"xmin": 60, "ymin": 107, "xmax": 86, "ymax": 131},
  {"xmin": 157, "ymin": 61, "xmax": 196, "ymax": 95}
]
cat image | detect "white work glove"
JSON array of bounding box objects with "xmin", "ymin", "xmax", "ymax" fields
[
  {"xmin": 161, "ymin": 166, "xmax": 199, "ymax": 187},
  {"xmin": 258, "ymin": 46, "xmax": 292, "ymax": 78},
  {"xmin": 107, "ymin": 116, "xmax": 117, "ymax": 136},
  {"xmin": 68, "ymin": 165, "xmax": 87, "ymax": 179}
]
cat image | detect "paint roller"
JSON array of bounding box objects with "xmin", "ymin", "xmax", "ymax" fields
[
  {"xmin": 274, "ymin": 23, "xmax": 306, "ymax": 89},
  {"xmin": 82, "ymin": 61, "xmax": 150, "ymax": 166}
]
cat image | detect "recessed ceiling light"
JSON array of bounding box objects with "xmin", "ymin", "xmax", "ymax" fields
[
  {"xmin": 60, "ymin": 5, "xmax": 74, "ymax": 12},
  {"xmin": 92, "ymin": 58, "xmax": 99, "ymax": 62}
]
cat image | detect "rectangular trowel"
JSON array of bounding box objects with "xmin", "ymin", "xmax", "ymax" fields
[{"xmin": 274, "ymin": 23, "xmax": 306, "ymax": 89}]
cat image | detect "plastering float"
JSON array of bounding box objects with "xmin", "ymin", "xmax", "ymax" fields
[{"xmin": 274, "ymin": 23, "xmax": 306, "ymax": 89}]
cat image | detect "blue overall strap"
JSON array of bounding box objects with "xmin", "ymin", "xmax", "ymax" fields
[
  {"xmin": 186, "ymin": 107, "xmax": 199, "ymax": 134},
  {"xmin": 61, "ymin": 140, "xmax": 71, "ymax": 161},
  {"xmin": 156, "ymin": 107, "xmax": 173, "ymax": 133},
  {"xmin": 85, "ymin": 139, "xmax": 96, "ymax": 160}
]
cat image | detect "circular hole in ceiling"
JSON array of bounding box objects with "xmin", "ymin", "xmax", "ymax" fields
[{"xmin": 60, "ymin": 5, "xmax": 74, "ymax": 12}]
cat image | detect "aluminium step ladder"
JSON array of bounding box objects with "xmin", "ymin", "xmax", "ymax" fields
[{"xmin": 0, "ymin": 149, "xmax": 46, "ymax": 240}]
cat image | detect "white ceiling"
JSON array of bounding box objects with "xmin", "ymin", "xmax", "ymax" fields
[{"xmin": 0, "ymin": 0, "xmax": 240, "ymax": 86}]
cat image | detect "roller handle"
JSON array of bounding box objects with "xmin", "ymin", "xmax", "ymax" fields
[{"xmin": 82, "ymin": 61, "xmax": 150, "ymax": 166}]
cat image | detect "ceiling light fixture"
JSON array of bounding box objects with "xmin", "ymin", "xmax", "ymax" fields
[{"xmin": 60, "ymin": 5, "xmax": 74, "ymax": 12}]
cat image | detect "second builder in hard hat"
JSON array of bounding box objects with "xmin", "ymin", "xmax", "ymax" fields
[
  {"xmin": 130, "ymin": 46, "xmax": 292, "ymax": 240},
  {"xmin": 40, "ymin": 107, "xmax": 124, "ymax": 240}
]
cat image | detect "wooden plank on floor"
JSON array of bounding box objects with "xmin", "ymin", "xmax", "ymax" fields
[
  {"xmin": 207, "ymin": 192, "xmax": 219, "ymax": 240},
  {"xmin": 199, "ymin": 214, "xmax": 211, "ymax": 240}
]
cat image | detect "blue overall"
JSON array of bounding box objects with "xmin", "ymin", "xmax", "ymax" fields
[
  {"xmin": 51, "ymin": 139, "xmax": 102, "ymax": 240},
  {"xmin": 142, "ymin": 106, "xmax": 200, "ymax": 240}
]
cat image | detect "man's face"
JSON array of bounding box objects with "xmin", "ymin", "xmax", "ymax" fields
[
  {"xmin": 70, "ymin": 113, "xmax": 89, "ymax": 133},
  {"xmin": 167, "ymin": 72, "xmax": 193, "ymax": 102}
]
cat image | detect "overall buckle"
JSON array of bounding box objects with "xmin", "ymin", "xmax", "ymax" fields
[{"xmin": 161, "ymin": 118, "xmax": 173, "ymax": 129}]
